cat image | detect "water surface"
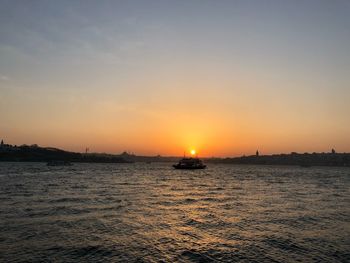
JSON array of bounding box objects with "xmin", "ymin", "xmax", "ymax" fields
[{"xmin": 0, "ymin": 163, "xmax": 349, "ymax": 262}]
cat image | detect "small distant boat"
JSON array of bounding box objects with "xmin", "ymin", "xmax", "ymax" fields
[
  {"xmin": 173, "ymin": 157, "xmax": 206, "ymax": 169},
  {"xmin": 47, "ymin": 160, "xmax": 72, "ymax": 166}
]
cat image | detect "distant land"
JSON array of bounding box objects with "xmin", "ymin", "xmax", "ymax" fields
[
  {"xmin": 0, "ymin": 140, "xmax": 349, "ymax": 167},
  {"xmin": 0, "ymin": 140, "xmax": 130, "ymax": 164}
]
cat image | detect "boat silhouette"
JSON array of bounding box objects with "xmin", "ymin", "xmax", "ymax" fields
[{"xmin": 173, "ymin": 157, "xmax": 206, "ymax": 169}]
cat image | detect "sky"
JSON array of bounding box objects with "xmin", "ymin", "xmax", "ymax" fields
[{"xmin": 0, "ymin": 0, "xmax": 349, "ymax": 157}]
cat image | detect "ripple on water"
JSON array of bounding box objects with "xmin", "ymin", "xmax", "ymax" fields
[{"xmin": 0, "ymin": 163, "xmax": 349, "ymax": 262}]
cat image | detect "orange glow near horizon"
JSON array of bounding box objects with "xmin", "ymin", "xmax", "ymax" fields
[
  {"xmin": 1, "ymin": 49, "xmax": 349, "ymax": 157},
  {"xmin": 2, "ymin": 110, "xmax": 350, "ymax": 158},
  {"xmin": 1, "ymin": 69, "xmax": 349, "ymax": 157},
  {"xmin": 1, "ymin": 2, "xmax": 350, "ymax": 158}
]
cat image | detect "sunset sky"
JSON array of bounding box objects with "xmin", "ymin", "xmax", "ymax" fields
[{"xmin": 0, "ymin": 0, "xmax": 349, "ymax": 157}]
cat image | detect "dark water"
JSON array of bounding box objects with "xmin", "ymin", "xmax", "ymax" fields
[{"xmin": 0, "ymin": 163, "xmax": 349, "ymax": 262}]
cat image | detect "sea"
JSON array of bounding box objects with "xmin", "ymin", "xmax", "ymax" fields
[{"xmin": 0, "ymin": 162, "xmax": 349, "ymax": 262}]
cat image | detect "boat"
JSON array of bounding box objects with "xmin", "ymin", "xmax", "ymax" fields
[
  {"xmin": 47, "ymin": 160, "xmax": 72, "ymax": 166},
  {"xmin": 173, "ymin": 157, "xmax": 206, "ymax": 169}
]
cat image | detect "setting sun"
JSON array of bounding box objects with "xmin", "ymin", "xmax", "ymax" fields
[{"xmin": 0, "ymin": 2, "xmax": 349, "ymax": 262}]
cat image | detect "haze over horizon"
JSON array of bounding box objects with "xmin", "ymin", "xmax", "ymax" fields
[{"xmin": 1, "ymin": 0, "xmax": 349, "ymax": 157}]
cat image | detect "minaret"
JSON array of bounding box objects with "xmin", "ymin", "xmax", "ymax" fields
[
  {"xmin": 256, "ymin": 150, "xmax": 259, "ymax": 156},
  {"xmin": 0, "ymin": 139, "xmax": 3, "ymax": 147}
]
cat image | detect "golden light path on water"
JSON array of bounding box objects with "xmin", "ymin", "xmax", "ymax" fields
[{"xmin": 0, "ymin": 162, "xmax": 349, "ymax": 261}]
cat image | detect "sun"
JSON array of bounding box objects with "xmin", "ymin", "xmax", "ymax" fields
[{"xmin": 190, "ymin": 149, "xmax": 196, "ymax": 156}]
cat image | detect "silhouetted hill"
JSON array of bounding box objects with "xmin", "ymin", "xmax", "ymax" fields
[
  {"xmin": 1, "ymin": 141, "xmax": 349, "ymax": 167},
  {"xmin": 0, "ymin": 144, "xmax": 130, "ymax": 163},
  {"xmin": 206, "ymin": 152, "xmax": 350, "ymax": 167}
]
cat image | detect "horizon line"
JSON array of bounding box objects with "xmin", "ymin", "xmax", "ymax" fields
[{"xmin": 1, "ymin": 140, "xmax": 347, "ymax": 158}]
